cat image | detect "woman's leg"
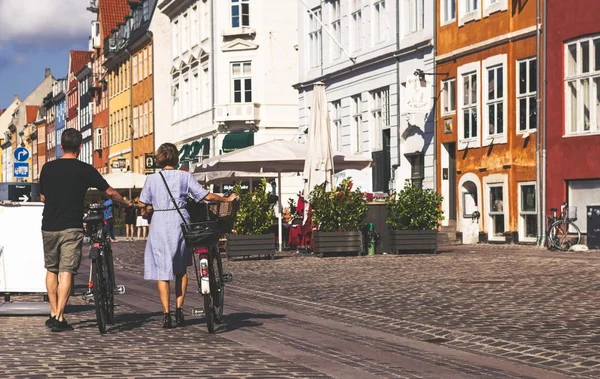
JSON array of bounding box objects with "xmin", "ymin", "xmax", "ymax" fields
[
  {"xmin": 143, "ymin": 226, "xmax": 148, "ymax": 240},
  {"xmin": 157, "ymin": 280, "xmax": 170, "ymax": 313},
  {"xmin": 175, "ymin": 273, "xmax": 188, "ymax": 308},
  {"xmin": 137, "ymin": 225, "xmax": 141, "ymax": 240}
]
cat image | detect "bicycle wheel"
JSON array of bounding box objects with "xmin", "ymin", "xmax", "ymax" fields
[
  {"xmin": 92, "ymin": 259, "xmax": 107, "ymax": 334},
  {"xmin": 550, "ymin": 220, "xmax": 581, "ymax": 251},
  {"xmin": 212, "ymin": 249, "xmax": 224, "ymax": 324},
  {"xmin": 203, "ymin": 294, "xmax": 215, "ymax": 333},
  {"xmin": 104, "ymin": 248, "xmax": 115, "ymax": 324}
]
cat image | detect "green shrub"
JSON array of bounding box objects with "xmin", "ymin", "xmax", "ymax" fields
[
  {"xmin": 309, "ymin": 178, "xmax": 367, "ymax": 232},
  {"xmin": 233, "ymin": 178, "xmax": 277, "ymax": 235},
  {"xmin": 386, "ymin": 179, "xmax": 444, "ymax": 230}
]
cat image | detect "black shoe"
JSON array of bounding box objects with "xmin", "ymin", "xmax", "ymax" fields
[
  {"xmin": 45, "ymin": 315, "xmax": 56, "ymax": 329},
  {"xmin": 175, "ymin": 308, "xmax": 185, "ymax": 326},
  {"xmin": 51, "ymin": 318, "xmax": 74, "ymax": 332},
  {"xmin": 162, "ymin": 313, "xmax": 172, "ymax": 329}
]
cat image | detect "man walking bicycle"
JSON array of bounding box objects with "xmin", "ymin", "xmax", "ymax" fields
[{"xmin": 40, "ymin": 129, "xmax": 130, "ymax": 332}]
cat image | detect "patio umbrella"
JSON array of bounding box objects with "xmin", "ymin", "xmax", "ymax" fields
[
  {"xmin": 194, "ymin": 139, "xmax": 372, "ymax": 251},
  {"xmin": 90, "ymin": 171, "xmax": 147, "ymax": 200},
  {"xmin": 303, "ymin": 83, "xmax": 334, "ymax": 195}
]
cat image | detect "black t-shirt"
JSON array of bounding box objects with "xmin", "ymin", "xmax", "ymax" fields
[{"xmin": 40, "ymin": 159, "xmax": 110, "ymax": 231}]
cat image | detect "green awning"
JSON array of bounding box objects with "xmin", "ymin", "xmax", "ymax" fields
[
  {"xmin": 222, "ymin": 132, "xmax": 254, "ymax": 154},
  {"xmin": 189, "ymin": 138, "xmax": 209, "ymax": 160},
  {"xmin": 179, "ymin": 144, "xmax": 190, "ymax": 162}
]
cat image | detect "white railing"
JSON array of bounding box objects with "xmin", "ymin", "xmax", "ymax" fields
[{"xmin": 214, "ymin": 103, "xmax": 260, "ymax": 124}]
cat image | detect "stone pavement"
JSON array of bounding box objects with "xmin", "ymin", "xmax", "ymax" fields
[{"xmin": 2, "ymin": 241, "xmax": 600, "ymax": 378}]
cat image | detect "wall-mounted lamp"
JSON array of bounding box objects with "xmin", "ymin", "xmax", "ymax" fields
[{"xmin": 414, "ymin": 69, "xmax": 449, "ymax": 81}]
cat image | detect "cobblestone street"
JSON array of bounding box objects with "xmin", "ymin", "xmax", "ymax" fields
[{"xmin": 3, "ymin": 242, "xmax": 600, "ymax": 378}]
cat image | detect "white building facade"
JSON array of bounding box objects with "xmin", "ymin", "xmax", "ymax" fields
[
  {"xmin": 296, "ymin": 0, "xmax": 435, "ymax": 193},
  {"xmin": 156, "ymin": 0, "xmax": 301, "ymax": 195}
]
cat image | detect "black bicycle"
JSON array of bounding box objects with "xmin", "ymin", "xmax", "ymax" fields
[
  {"xmin": 82, "ymin": 204, "xmax": 125, "ymax": 334},
  {"xmin": 185, "ymin": 199, "xmax": 238, "ymax": 333}
]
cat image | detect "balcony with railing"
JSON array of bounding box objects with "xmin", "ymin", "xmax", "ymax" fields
[{"xmin": 214, "ymin": 103, "xmax": 260, "ymax": 125}]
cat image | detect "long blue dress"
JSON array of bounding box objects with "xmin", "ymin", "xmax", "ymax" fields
[{"xmin": 139, "ymin": 170, "xmax": 209, "ymax": 281}]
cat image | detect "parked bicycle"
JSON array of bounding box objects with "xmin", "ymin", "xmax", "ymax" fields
[
  {"xmin": 185, "ymin": 196, "xmax": 238, "ymax": 333},
  {"xmin": 82, "ymin": 204, "xmax": 125, "ymax": 334},
  {"xmin": 545, "ymin": 202, "xmax": 582, "ymax": 251}
]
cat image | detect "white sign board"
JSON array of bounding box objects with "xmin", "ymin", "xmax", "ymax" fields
[
  {"xmin": 403, "ymin": 75, "xmax": 432, "ymax": 114},
  {"xmin": 0, "ymin": 203, "xmax": 47, "ymax": 293}
]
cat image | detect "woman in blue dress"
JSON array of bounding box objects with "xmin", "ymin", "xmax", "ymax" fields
[{"xmin": 139, "ymin": 143, "xmax": 237, "ymax": 328}]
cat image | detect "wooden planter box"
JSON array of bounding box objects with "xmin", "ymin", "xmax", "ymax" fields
[
  {"xmin": 313, "ymin": 231, "xmax": 363, "ymax": 258},
  {"xmin": 390, "ymin": 229, "xmax": 438, "ymax": 254},
  {"xmin": 226, "ymin": 233, "xmax": 276, "ymax": 259}
]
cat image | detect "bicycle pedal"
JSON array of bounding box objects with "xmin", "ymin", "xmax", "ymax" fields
[
  {"xmin": 114, "ymin": 285, "xmax": 126, "ymax": 295},
  {"xmin": 191, "ymin": 308, "xmax": 204, "ymax": 316},
  {"xmin": 82, "ymin": 292, "xmax": 94, "ymax": 303},
  {"xmin": 222, "ymin": 273, "xmax": 233, "ymax": 283}
]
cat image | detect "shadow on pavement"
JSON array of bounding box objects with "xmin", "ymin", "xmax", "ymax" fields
[
  {"xmin": 106, "ymin": 311, "xmax": 163, "ymax": 333},
  {"xmin": 215, "ymin": 311, "xmax": 286, "ymax": 334},
  {"xmin": 64, "ymin": 304, "xmax": 96, "ymax": 314}
]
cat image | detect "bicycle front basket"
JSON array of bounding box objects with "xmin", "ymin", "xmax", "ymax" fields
[
  {"xmin": 567, "ymin": 206, "xmax": 578, "ymax": 221},
  {"xmin": 181, "ymin": 221, "xmax": 220, "ymax": 246}
]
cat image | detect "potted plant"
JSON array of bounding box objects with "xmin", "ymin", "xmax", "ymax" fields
[
  {"xmin": 309, "ymin": 178, "xmax": 367, "ymax": 257},
  {"xmin": 386, "ymin": 180, "xmax": 444, "ymax": 254},
  {"xmin": 226, "ymin": 178, "xmax": 277, "ymax": 259}
]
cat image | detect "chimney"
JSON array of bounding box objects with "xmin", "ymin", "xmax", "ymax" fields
[
  {"xmin": 45, "ymin": 68, "xmax": 51, "ymax": 77},
  {"xmin": 14, "ymin": 95, "xmax": 19, "ymax": 102}
]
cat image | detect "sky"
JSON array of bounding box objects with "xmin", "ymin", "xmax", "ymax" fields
[{"xmin": 0, "ymin": 0, "xmax": 94, "ymax": 108}]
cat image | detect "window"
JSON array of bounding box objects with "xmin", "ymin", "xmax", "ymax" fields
[
  {"xmin": 407, "ymin": 0, "xmax": 424, "ymax": 34},
  {"xmin": 172, "ymin": 81, "xmax": 180, "ymax": 121},
  {"xmin": 442, "ymin": 0, "xmax": 456, "ymax": 24},
  {"xmin": 332, "ymin": 101, "xmax": 343, "ymax": 150},
  {"xmin": 308, "ymin": 7, "xmax": 322, "ymax": 68},
  {"xmin": 231, "ymin": 0, "xmax": 250, "ymax": 28},
  {"xmin": 352, "ymin": 95, "xmax": 363, "ymax": 153},
  {"xmin": 483, "ymin": 0, "xmax": 507, "ymax": 17},
  {"xmin": 142, "ymin": 0, "xmax": 149, "ymax": 22},
  {"xmin": 133, "ymin": 55, "xmax": 138, "ymax": 84},
  {"xmin": 330, "ymin": 1, "xmax": 341, "ymax": 60},
  {"xmin": 487, "ymin": 184, "xmax": 505, "ymax": 238},
  {"xmin": 148, "ymin": 46, "xmax": 152, "ymax": 75},
  {"xmin": 182, "ymin": 13, "xmax": 189, "ymax": 53},
  {"xmin": 149, "ymin": 101, "xmax": 153, "ymax": 134},
  {"xmin": 144, "ymin": 102, "xmax": 149, "ymax": 136},
  {"xmin": 564, "ymin": 36, "xmax": 600, "ymax": 135},
  {"xmin": 183, "ymin": 75, "xmax": 190, "ymax": 118},
  {"xmin": 191, "ymin": 70, "xmax": 199, "ymax": 115},
  {"xmin": 191, "ymin": 6, "xmax": 199, "ymax": 46},
  {"xmin": 519, "ymin": 182, "xmax": 537, "ymax": 242},
  {"xmin": 517, "ymin": 57, "xmax": 537, "ymax": 133},
  {"xmin": 459, "ymin": 0, "xmax": 481, "ymax": 25},
  {"xmin": 370, "ymin": 88, "xmax": 389, "ymax": 151},
  {"xmin": 441, "ymin": 78, "xmax": 456, "ymax": 115},
  {"xmin": 232, "ymin": 62, "xmax": 252, "ymax": 103},
  {"xmin": 143, "ymin": 49, "xmax": 148, "ymax": 79},
  {"xmin": 373, "ymin": 0, "xmax": 387, "ymax": 43},
  {"xmin": 172, "ymin": 20, "xmax": 179, "ymax": 57},
  {"xmin": 465, "ymin": 0, "xmax": 478, "ymax": 13},
  {"xmin": 460, "ymin": 69, "xmax": 479, "ymax": 142},
  {"xmin": 483, "ymin": 56, "xmax": 506, "ymax": 142},
  {"xmin": 351, "ymin": 0, "xmax": 362, "ymax": 52},
  {"xmin": 133, "ymin": 106, "xmax": 139, "ymax": 138}
]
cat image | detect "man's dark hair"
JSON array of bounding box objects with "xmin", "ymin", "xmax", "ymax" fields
[{"xmin": 61, "ymin": 128, "xmax": 82, "ymax": 153}]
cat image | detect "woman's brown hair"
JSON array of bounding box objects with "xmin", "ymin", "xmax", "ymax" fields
[{"xmin": 155, "ymin": 143, "xmax": 179, "ymax": 168}]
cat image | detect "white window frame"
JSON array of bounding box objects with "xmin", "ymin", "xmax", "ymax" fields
[
  {"xmin": 231, "ymin": 61, "xmax": 252, "ymax": 103},
  {"xmin": 564, "ymin": 36, "xmax": 600, "ymax": 136},
  {"xmin": 483, "ymin": 0, "xmax": 507, "ymax": 18},
  {"xmin": 330, "ymin": 0, "xmax": 342, "ymax": 61},
  {"xmin": 172, "ymin": 79, "xmax": 180, "ymax": 122},
  {"xmin": 518, "ymin": 181, "xmax": 537, "ymax": 243},
  {"xmin": 441, "ymin": 0, "xmax": 456, "ymax": 25},
  {"xmin": 133, "ymin": 106, "xmax": 139, "ymax": 138},
  {"xmin": 231, "ymin": 0, "xmax": 250, "ymax": 28},
  {"xmin": 191, "ymin": 69, "xmax": 199, "ymax": 115},
  {"xmin": 191, "ymin": 6, "xmax": 199, "ymax": 47},
  {"xmin": 351, "ymin": 94, "xmax": 363, "ymax": 154},
  {"xmin": 457, "ymin": 61, "xmax": 481, "ymax": 150},
  {"xmin": 458, "ymin": 0, "xmax": 481, "ymax": 26},
  {"xmin": 172, "ymin": 20, "xmax": 179, "ymax": 59},
  {"xmin": 308, "ymin": 7, "xmax": 322, "ymax": 68},
  {"xmin": 182, "ymin": 13, "xmax": 189, "ymax": 54},
  {"xmin": 372, "ymin": 0, "xmax": 388, "ymax": 44},
  {"xmin": 182, "ymin": 74, "xmax": 190, "ymax": 119},
  {"xmin": 516, "ymin": 57, "xmax": 537, "ymax": 134},
  {"xmin": 441, "ymin": 78, "xmax": 456, "ymax": 116},
  {"xmin": 95, "ymin": 128, "xmax": 102, "ymax": 150},
  {"xmin": 407, "ymin": 0, "xmax": 424, "ymax": 34},
  {"xmin": 350, "ymin": 0, "xmax": 363, "ymax": 52},
  {"xmin": 482, "ymin": 54, "xmax": 507, "ymax": 146},
  {"xmin": 483, "ymin": 174, "xmax": 509, "ymax": 242},
  {"xmin": 370, "ymin": 88, "xmax": 389, "ymax": 152},
  {"xmin": 332, "ymin": 100, "xmax": 343, "ymax": 151}
]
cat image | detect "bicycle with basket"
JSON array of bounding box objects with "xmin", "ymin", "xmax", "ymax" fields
[{"xmin": 185, "ymin": 197, "xmax": 239, "ymax": 333}]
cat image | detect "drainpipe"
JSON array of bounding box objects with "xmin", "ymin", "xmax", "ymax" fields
[
  {"xmin": 393, "ymin": 0, "xmax": 401, "ymax": 191},
  {"xmin": 148, "ymin": 31, "xmax": 156, "ymax": 172},
  {"xmin": 432, "ymin": 0, "xmax": 437, "ymax": 193},
  {"xmin": 540, "ymin": 0, "xmax": 548, "ymax": 246},
  {"xmin": 210, "ymin": 0, "xmax": 216, "ymax": 157},
  {"xmin": 126, "ymin": 48, "xmax": 133, "ymax": 173},
  {"xmin": 535, "ymin": 0, "xmax": 541, "ymax": 245}
]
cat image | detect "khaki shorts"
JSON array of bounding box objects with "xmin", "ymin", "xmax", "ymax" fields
[{"xmin": 42, "ymin": 229, "xmax": 84, "ymax": 274}]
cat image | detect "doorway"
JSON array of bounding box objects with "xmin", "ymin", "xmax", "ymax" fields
[{"xmin": 441, "ymin": 143, "xmax": 457, "ymax": 224}]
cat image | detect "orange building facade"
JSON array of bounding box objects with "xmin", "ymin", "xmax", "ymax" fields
[{"xmin": 436, "ymin": 0, "xmax": 540, "ymax": 244}]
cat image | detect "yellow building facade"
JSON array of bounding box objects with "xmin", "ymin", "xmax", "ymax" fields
[{"xmin": 107, "ymin": 56, "xmax": 132, "ymax": 172}]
